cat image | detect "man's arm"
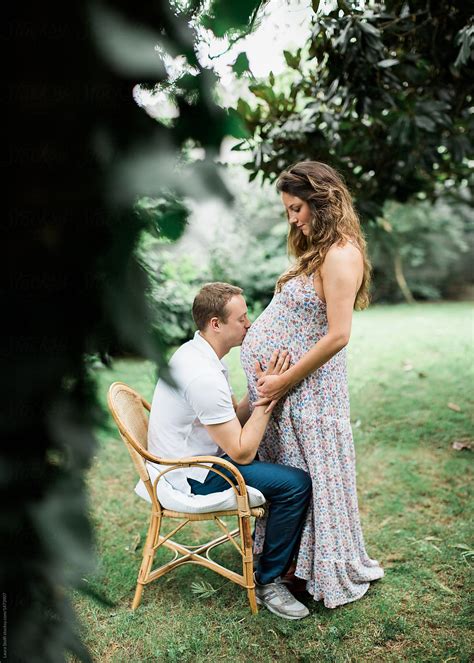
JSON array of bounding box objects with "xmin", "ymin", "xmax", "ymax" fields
[
  {"xmin": 232, "ymin": 392, "xmax": 251, "ymax": 426},
  {"xmin": 205, "ymin": 404, "xmax": 271, "ymax": 465},
  {"xmin": 205, "ymin": 350, "xmax": 290, "ymax": 465}
]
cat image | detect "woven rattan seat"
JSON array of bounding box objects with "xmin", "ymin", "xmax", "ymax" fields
[{"xmin": 107, "ymin": 381, "xmax": 266, "ymax": 613}]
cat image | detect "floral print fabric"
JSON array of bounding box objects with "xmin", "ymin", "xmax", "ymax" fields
[{"xmin": 240, "ymin": 274, "xmax": 384, "ymax": 608}]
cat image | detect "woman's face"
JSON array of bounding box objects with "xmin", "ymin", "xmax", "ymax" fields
[{"xmin": 281, "ymin": 192, "xmax": 312, "ymax": 236}]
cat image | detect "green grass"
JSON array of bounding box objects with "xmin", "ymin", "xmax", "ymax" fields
[{"xmin": 73, "ymin": 302, "xmax": 474, "ymax": 662}]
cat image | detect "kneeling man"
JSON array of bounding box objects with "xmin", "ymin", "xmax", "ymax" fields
[{"xmin": 148, "ymin": 282, "xmax": 311, "ymax": 620}]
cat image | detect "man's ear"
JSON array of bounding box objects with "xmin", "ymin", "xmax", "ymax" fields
[{"xmin": 209, "ymin": 316, "xmax": 221, "ymax": 332}]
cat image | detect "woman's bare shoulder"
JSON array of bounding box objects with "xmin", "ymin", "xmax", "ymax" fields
[{"xmin": 324, "ymin": 240, "xmax": 362, "ymax": 267}]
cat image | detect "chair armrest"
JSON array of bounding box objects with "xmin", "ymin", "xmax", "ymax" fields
[{"xmin": 148, "ymin": 455, "xmax": 249, "ymax": 501}]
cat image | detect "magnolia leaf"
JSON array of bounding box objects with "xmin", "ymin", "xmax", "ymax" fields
[
  {"xmin": 232, "ymin": 52, "xmax": 250, "ymax": 77},
  {"xmin": 137, "ymin": 196, "xmax": 189, "ymax": 241},
  {"xmin": 283, "ymin": 50, "xmax": 300, "ymax": 70},
  {"xmin": 454, "ymin": 24, "xmax": 474, "ymax": 68},
  {"xmin": 202, "ymin": 0, "xmax": 262, "ymax": 38},
  {"xmin": 359, "ymin": 21, "xmax": 380, "ymax": 38},
  {"xmin": 249, "ymin": 84, "xmax": 276, "ymax": 103},
  {"xmin": 447, "ymin": 402, "xmax": 461, "ymax": 413},
  {"xmin": 237, "ymin": 98, "xmax": 252, "ymax": 115},
  {"xmin": 226, "ymin": 107, "xmax": 250, "ymax": 138},
  {"xmin": 415, "ymin": 115, "xmax": 437, "ymax": 132},
  {"xmin": 378, "ymin": 58, "xmax": 399, "ymax": 68}
]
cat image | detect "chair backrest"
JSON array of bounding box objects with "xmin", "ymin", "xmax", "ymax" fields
[{"xmin": 107, "ymin": 382, "xmax": 152, "ymax": 484}]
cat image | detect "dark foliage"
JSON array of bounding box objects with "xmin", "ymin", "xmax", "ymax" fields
[
  {"xmin": 237, "ymin": 0, "xmax": 473, "ymax": 221},
  {"xmin": 4, "ymin": 1, "xmax": 263, "ymax": 660}
]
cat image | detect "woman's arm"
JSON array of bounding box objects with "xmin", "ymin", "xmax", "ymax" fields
[
  {"xmin": 256, "ymin": 244, "xmax": 362, "ymax": 404},
  {"xmin": 206, "ymin": 350, "xmax": 291, "ymax": 464}
]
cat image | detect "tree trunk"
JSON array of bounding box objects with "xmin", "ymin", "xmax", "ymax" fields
[{"xmin": 394, "ymin": 250, "xmax": 416, "ymax": 304}]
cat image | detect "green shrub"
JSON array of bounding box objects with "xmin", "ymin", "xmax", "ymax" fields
[
  {"xmin": 140, "ymin": 237, "xmax": 207, "ymax": 346},
  {"xmin": 368, "ymin": 196, "xmax": 473, "ymax": 302}
]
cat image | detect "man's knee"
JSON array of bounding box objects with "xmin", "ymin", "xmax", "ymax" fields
[
  {"xmin": 297, "ymin": 468, "xmax": 312, "ymax": 496},
  {"xmin": 283, "ymin": 466, "xmax": 312, "ymax": 501}
]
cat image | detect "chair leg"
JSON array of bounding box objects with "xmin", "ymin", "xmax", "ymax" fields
[
  {"xmin": 132, "ymin": 513, "xmax": 161, "ymax": 610},
  {"xmin": 247, "ymin": 587, "xmax": 258, "ymax": 615},
  {"xmin": 241, "ymin": 515, "xmax": 258, "ymax": 615},
  {"xmin": 132, "ymin": 583, "xmax": 144, "ymax": 610}
]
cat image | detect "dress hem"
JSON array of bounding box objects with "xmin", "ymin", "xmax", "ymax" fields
[{"xmin": 302, "ymin": 575, "xmax": 383, "ymax": 609}]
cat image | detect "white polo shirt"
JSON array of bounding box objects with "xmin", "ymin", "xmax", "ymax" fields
[{"xmin": 147, "ymin": 331, "xmax": 237, "ymax": 493}]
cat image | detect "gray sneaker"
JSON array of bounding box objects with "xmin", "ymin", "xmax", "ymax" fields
[{"xmin": 254, "ymin": 574, "xmax": 309, "ymax": 620}]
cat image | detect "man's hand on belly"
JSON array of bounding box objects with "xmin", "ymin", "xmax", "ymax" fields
[{"xmin": 254, "ymin": 350, "xmax": 292, "ymax": 412}]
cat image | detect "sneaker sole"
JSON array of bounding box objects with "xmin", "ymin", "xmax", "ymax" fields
[{"xmin": 256, "ymin": 596, "xmax": 309, "ymax": 620}]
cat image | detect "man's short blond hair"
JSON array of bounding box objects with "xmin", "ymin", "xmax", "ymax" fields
[{"xmin": 192, "ymin": 282, "xmax": 243, "ymax": 331}]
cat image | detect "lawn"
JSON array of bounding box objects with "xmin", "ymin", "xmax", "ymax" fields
[{"xmin": 73, "ymin": 302, "xmax": 473, "ymax": 662}]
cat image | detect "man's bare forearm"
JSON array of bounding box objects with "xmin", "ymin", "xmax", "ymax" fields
[
  {"xmin": 235, "ymin": 392, "xmax": 251, "ymax": 426},
  {"xmin": 237, "ymin": 404, "xmax": 271, "ymax": 464}
]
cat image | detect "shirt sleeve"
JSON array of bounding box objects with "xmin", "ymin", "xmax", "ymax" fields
[{"xmin": 184, "ymin": 372, "xmax": 236, "ymax": 425}]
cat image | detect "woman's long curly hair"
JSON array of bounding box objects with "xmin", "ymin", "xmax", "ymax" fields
[{"xmin": 275, "ymin": 161, "xmax": 371, "ymax": 310}]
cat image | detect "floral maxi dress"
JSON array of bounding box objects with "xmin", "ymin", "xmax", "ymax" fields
[{"xmin": 240, "ymin": 274, "xmax": 384, "ymax": 608}]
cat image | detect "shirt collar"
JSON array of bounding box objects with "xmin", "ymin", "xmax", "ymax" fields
[{"xmin": 192, "ymin": 331, "xmax": 228, "ymax": 374}]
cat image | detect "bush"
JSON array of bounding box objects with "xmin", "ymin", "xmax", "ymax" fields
[
  {"xmin": 368, "ymin": 196, "xmax": 473, "ymax": 302},
  {"xmin": 139, "ymin": 233, "xmax": 208, "ymax": 347},
  {"xmin": 208, "ymin": 220, "xmax": 289, "ymax": 309}
]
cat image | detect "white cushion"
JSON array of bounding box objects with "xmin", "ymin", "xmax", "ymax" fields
[{"xmin": 134, "ymin": 462, "xmax": 266, "ymax": 514}]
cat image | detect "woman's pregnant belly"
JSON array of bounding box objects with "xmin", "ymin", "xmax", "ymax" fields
[
  {"xmin": 241, "ymin": 297, "xmax": 349, "ymax": 417},
  {"xmin": 241, "ymin": 312, "xmax": 288, "ymax": 371},
  {"xmin": 241, "ymin": 300, "xmax": 319, "ymax": 380}
]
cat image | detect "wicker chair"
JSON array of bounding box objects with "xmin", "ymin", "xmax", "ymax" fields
[{"xmin": 107, "ymin": 381, "xmax": 266, "ymax": 613}]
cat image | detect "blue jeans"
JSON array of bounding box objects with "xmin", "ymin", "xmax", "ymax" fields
[{"xmin": 188, "ymin": 454, "xmax": 312, "ymax": 585}]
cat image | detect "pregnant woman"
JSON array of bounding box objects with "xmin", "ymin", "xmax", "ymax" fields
[{"xmin": 240, "ymin": 161, "xmax": 384, "ymax": 608}]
